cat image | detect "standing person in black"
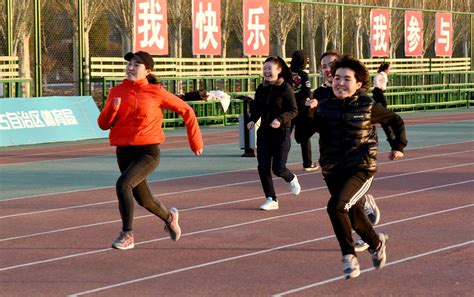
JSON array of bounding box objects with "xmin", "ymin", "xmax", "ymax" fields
[
  {"xmin": 290, "ymin": 50, "xmax": 318, "ymax": 171},
  {"xmin": 312, "ymin": 55, "xmax": 407, "ymax": 279},
  {"xmin": 247, "ymin": 56, "xmax": 301, "ymax": 211}
]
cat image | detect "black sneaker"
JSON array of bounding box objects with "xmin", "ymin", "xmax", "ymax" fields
[{"xmin": 369, "ymin": 233, "xmax": 389, "ymax": 269}]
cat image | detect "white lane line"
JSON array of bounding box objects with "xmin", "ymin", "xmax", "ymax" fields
[
  {"xmin": 1, "ymin": 145, "xmax": 472, "ymax": 202},
  {"xmin": 1, "ymin": 162, "xmax": 472, "ymax": 219},
  {"xmin": 273, "ymin": 240, "xmax": 474, "ymax": 296},
  {"xmin": 66, "ymin": 205, "xmax": 474, "ymax": 296},
  {"xmin": 1, "ymin": 179, "xmax": 472, "ymax": 242},
  {"xmin": 0, "ymin": 196, "xmax": 472, "ymax": 274}
]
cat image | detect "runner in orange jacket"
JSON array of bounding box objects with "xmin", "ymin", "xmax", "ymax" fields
[{"xmin": 98, "ymin": 51, "xmax": 203, "ymax": 250}]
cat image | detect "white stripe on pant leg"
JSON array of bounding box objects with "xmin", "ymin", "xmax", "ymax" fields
[{"xmin": 344, "ymin": 176, "xmax": 374, "ymax": 211}]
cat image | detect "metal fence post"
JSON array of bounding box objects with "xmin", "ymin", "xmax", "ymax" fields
[
  {"xmin": 78, "ymin": 0, "xmax": 85, "ymax": 96},
  {"xmin": 34, "ymin": 0, "xmax": 42, "ymax": 97}
]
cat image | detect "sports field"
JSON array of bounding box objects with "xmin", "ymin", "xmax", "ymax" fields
[{"xmin": 0, "ymin": 109, "xmax": 473, "ymax": 296}]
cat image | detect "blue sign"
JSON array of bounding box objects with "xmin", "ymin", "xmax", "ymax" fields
[{"xmin": 0, "ymin": 96, "xmax": 108, "ymax": 146}]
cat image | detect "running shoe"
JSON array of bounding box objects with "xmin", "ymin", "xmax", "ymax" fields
[
  {"xmin": 260, "ymin": 197, "xmax": 279, "ymax": 210},
  {"xmin": 354, "ymin": 238, "xmax": 369, "ymax": 252},
  {"xmin": 290, "ymin": 175, "xmax": 301, "ymax": 195},
  {"xmin": 164, "ymin": 207, "xmax": 181, "ymax": 241},
  {"xmin": 364, "ymin": 194, "xmax": 381, "ymax": 225},
  {"xmin": 304, "ymin": 163, "xmax": 319, "ymax": 172},
  {"xmin": 369, "ymin": 233, "xmax": 389, "ymax": 269},
  {"xmin": 342, "ymin": 254, "xmax": 360, "ymax": 279},
  {"xmin": 111, "ymin": 231, "xmax": 134, "ymax": 250}
]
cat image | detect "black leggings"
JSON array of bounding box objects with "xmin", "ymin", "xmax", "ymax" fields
[
  {"xmin": 325, "ymin": 171, "xmax": 381, "ymax": 256},
  {"xmin": 116, "ymin": 144, "xmax": 169, "ymax": 232}
]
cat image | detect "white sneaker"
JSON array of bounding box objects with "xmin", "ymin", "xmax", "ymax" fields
[
  {"xmin": 364, "ymin": 194, "xmax": 381, "ymax": 225},
  {"xmin": 354, "ymin": 238, "xmax": 369, "ymax": 252},
  {"xmin": 289, "ymin": 175, "xmax": 301, "ymax": 195},
  {"xmin": 259, "ymin": 197, "xmax": 279, "ymax": 210},
  {"xmin": 342, "ymin": 254, "xmax": 360, "ymax": 279}
]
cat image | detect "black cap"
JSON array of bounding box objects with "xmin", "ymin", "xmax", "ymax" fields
[{"xmin": 124, "ymin": 51, "xmax": 154, "ymax": 70}]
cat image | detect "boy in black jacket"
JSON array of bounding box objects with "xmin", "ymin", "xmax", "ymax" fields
[{"xmin": 312, "ymin": 55, "xmax": 407, "ymax": 279}]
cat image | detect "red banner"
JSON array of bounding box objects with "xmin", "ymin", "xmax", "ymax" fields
[
  {"xmin": 370, "ymin": 9, "xmax": 390, "ymax": 57},
  {"xmin": 192, "ymin": 0, "xmax": 221, "ymax": 56},
  {"xmin": 404, "ymin": 11, "xmax": 423, "ymax": 57},
  {"xmin": 243, "ymin": 0, "xmax": 269, "ymax": 56},
  {"xmin": 435, "ymin": 13, "xmax": 453, "ymax": 57},
  {"xmin": 134, "ymin": 0, "xmax": 168, "ymax": 55}
]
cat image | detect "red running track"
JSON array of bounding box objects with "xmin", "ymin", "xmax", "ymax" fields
[{"xmin": 0, "ymin": 111, "xmax": 473, "ymax": 296}]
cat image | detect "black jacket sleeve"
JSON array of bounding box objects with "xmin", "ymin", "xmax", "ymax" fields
[
  {"xmin": 276, "ymin": 85, "xmax": 298, "ymax": 125},
  {"xmin": 298, "ymin": 71, "xmax": 311, "ymax": 102},
  {"xmin": 371, "ymin": 103, "xmax": 408, "ymax": 152},
  {"xmin": 248, "ymin": 86, "xmax": 262, "ymax": 123}
]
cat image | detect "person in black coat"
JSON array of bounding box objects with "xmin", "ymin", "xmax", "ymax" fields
[
  {"xmin": 312, "ymin": 55, "xmax": 407, "ymax": 279},
  {"xmin": 247, "ymin": 56, "xmax": 301, "ymax": 211},
  {"xmin": 290, "ymin": 50, "xmax": 318, "ymax": 171}
]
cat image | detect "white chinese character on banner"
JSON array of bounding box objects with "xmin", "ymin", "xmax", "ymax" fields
[
  {"xmin": 438, "ymin": 17, "xmax": 451, "ymax": 51},
  {"xmin": 138, "ymin": 0, "xmax": 165, "ymax": 49},
  {"xmin": 0, "ymin": 114, "xmax": 11, "ymax": 130},
  {"xmin": 407, "ymin": 16, "xmax": 421, "ymax": 52},
  {"xmin": 51, "ymin": 109, "xmax": 67, "ymax": 126},
  {"xmin": 373, "ymin": 14, "xmax": 388, "ymax": 51},
  {"xmin": 62, "ymin": 109, "xmax": 78, "ymax": 125},
  {"xmin": 195, "ymin": 2, "xmax": 219, "ymax": 49},
  {"xmin": 41, "ymin": 110, "xmax": 57, "ymax": 127},
  {"xmin": 246, "ymin": 7, "xmax": 266, "ymax": 50},
  {"xmin": 30, "ymin": 111, "xmax": 45, "ymax": 128},
  {"xmin": 6, "ymin": 112, "xmax": 23, "ymax": 129},
  {"xmin": 19, "ymin": 111, "xmax": 35, "ymax": 128}
]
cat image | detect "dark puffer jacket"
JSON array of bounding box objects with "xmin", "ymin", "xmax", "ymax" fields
[
  {"xmin": 313, "ymin": 90, "xmax": 407, "ymax": 175},
  {"xmin": 249, "ymin": 78, "xmax": 298, "ymax": 128}
]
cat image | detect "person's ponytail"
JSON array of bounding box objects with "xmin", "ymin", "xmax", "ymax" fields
[{"xmin": 146, "ymin": 73, "xmax": 159, "ymax": 84}]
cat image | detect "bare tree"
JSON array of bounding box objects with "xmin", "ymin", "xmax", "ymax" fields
[
  {"xmin": 341, "ymin": 0, "xmax": 366, "ymax": 58},
  {"xmin": 452, "ymin": 0, "xmax": 470, "ymax": 57},
  {"xmin": 353, "ymin": 2, "xmax": 364, "ymax": 58},
  {"xmin": 319, "ymin": 1, "xmax": 339, "ymax": 54},
  {"xmin": 388, "ymin": 0, "xmax": 405, "ymax": 58},
  {"xmin": 230, "ymin": 1, "xmax": 244, "ymax": 44},
  {"xmin": 51, "ymin": 0, "xmax": 105, "ymax": 95},
  {"xmin": 9, "ymin": 0, "xmax": 34, "ymax": 96},
  {"xmin": 304, "ymin": 4, "xmax": 322, "ymax": 72},
  {"xmin": 269, "ymin": 1, "xmax": 299, "ymax": 57},
  {"xmin": 107, "ymin": 0, "xmax": 132, "ymax": 54},
  {"xmin": 0, "ymin": 1, "xmax": 5, "ymax": 55},
  {"xmin": 168, "ymin": 0, "xmax": 191, "ymax": 58},
  {"xmin": 221, "ymin": 0, "xmax": 243, "ymax": 58}
]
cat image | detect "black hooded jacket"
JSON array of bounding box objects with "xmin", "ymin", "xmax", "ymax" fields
[{"xmin": 249, "ymin": 78, "xmax": 298, "ymax": 128}]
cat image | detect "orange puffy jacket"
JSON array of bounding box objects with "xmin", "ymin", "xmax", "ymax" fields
[{"xmin": 98, "ymin": 79, "xmax": 203, "ymax": 153}]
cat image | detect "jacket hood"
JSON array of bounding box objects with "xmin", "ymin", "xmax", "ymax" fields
[{"xmin": 290, "ymin": 50, "xmax": 307, "ymax": 72}]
